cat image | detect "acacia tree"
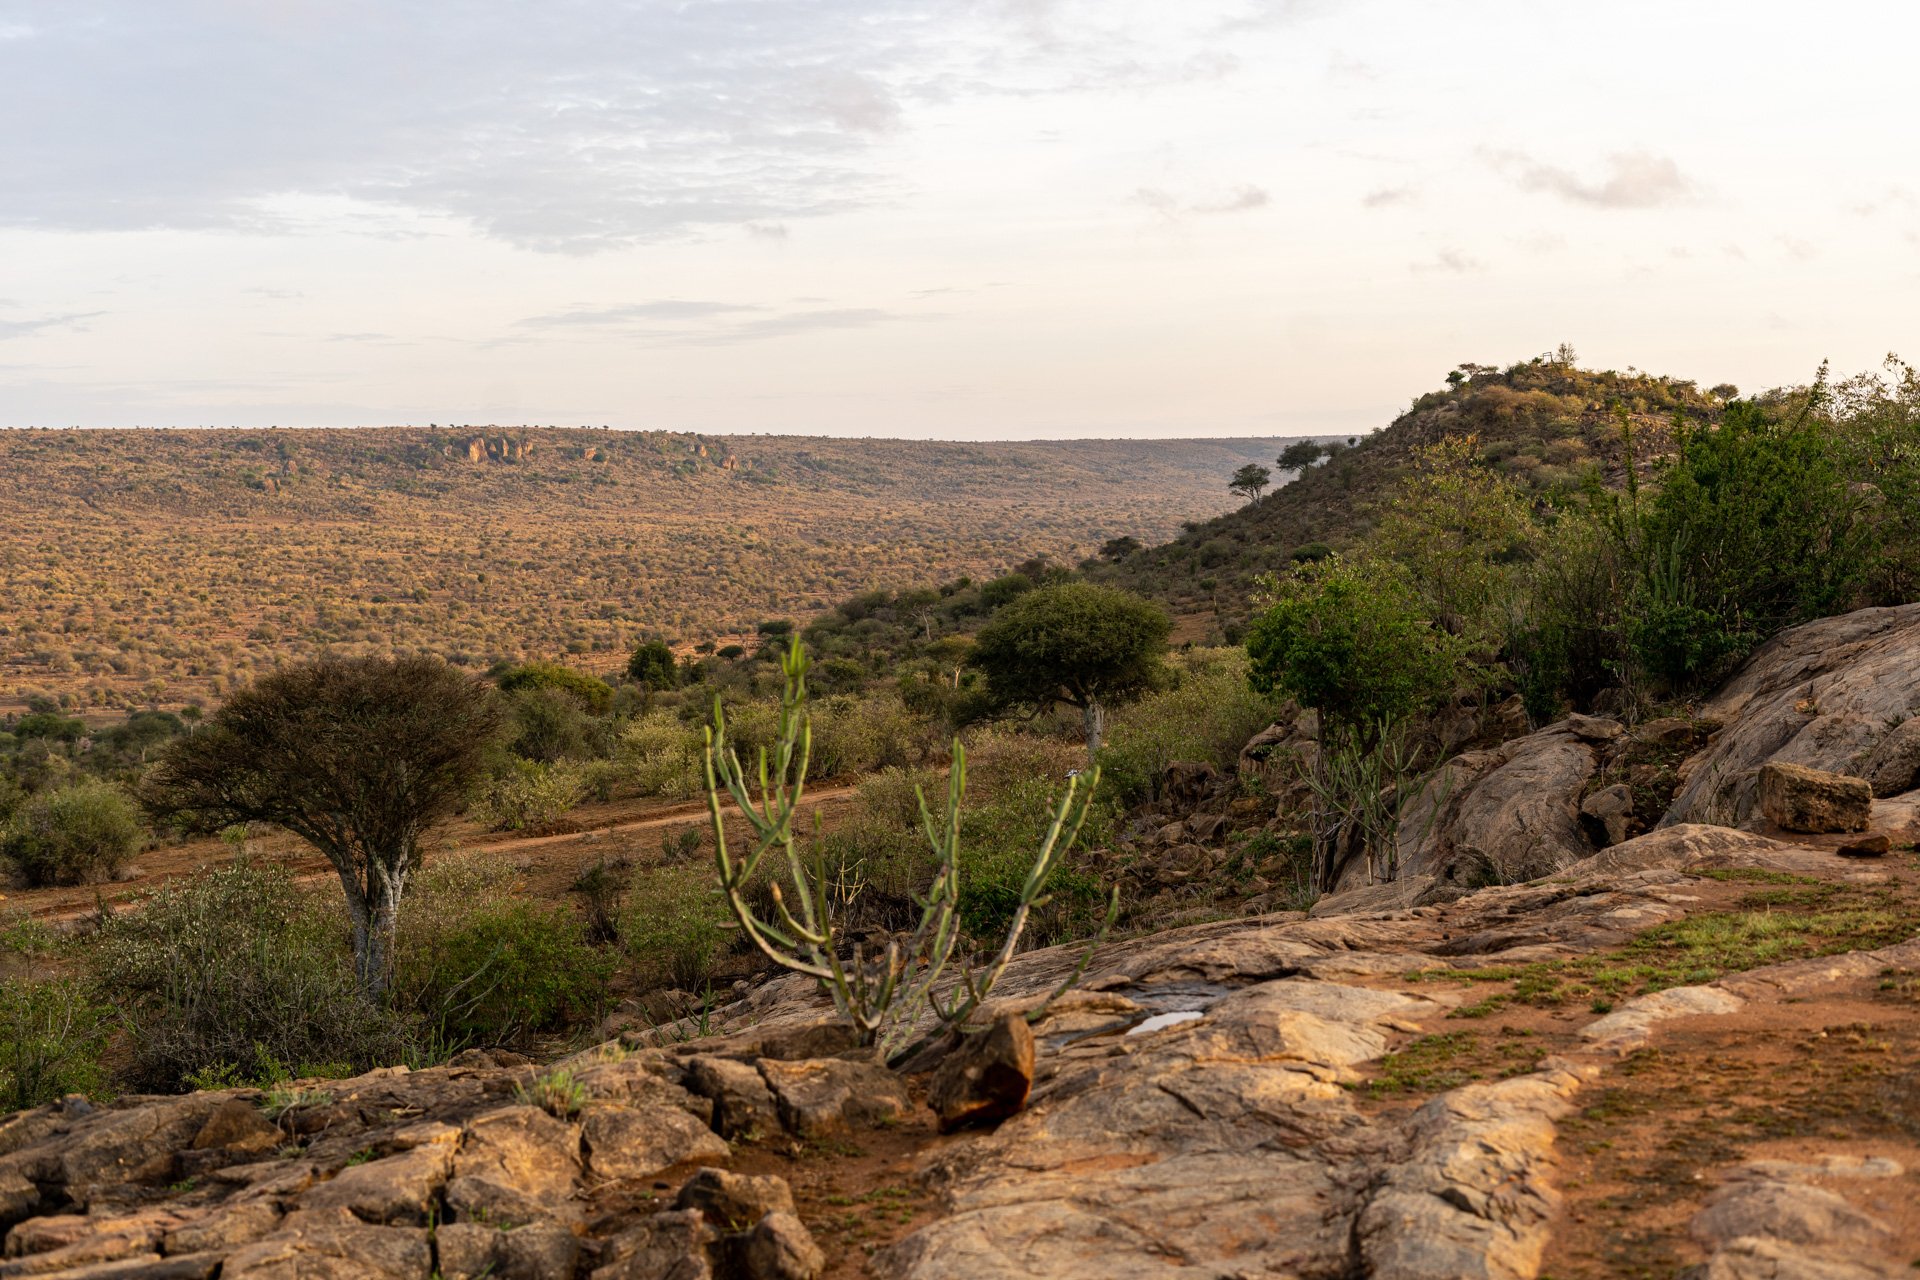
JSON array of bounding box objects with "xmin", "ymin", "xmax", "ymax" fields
[
  {"xmin": 1229, "ymin": 463, "xmax": 1272, "ymax": 504},
  {"xmin": 972, "ymin": 582, "xmax": 1169, "ymax": 753},
  {"xmin": 1278, "ymin": 440, "xmax": 1326, "ymax": 471},
  {"xmin": 142, "ymin": 656, "xmax": 502, "ymax": 1003}
]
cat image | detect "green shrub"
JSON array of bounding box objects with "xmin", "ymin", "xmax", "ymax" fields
[
  {"xmin": 619, "ymin": 713, "xmax": 704, "ymax": 799},
  {"xmin": 1097, "ymin": 650, "xmax": 1285, "ymax": 805},
  {"xmin": 89, "ymin": 860, "xmax": 406, "ymax": 1092},
  {"xmin": 504, "ymin": 686, "xmax": 593, "ymax": 763},
  {"xmin": 393, "ymin": 855, "xmax": 611, "ymax": 1049},
  {"xmin": 3, "ymin": 779, "xmax": 143, "ymax": 887},
  {"xmin": 808, "ymin": 694, "xmax": 928, "ymax": 779},
  {"xmin": 472, "ymin": 759, "xmax": 586, "ymax": 832},
  {"xmin": 0, "ymin": 921, "xmax": 109, "ymax": 1109},
  {"xmin": 956, "ymin": 775, "xmax": 1111, "ymax": 945},
  {"xmin": 1245, "ymin": 555, "xmax": 1463, "ymax": 752},
  {"xmin": 622, "ymin": 865, "xmax": 731, "ymax": 991},
  {"xmin": 497, "ymin": 662, "xmax": 614, "ymax": 714}
]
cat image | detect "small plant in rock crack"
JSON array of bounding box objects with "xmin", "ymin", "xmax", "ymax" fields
[
  {"xmin": 516, "ymin": 1067, "xmax": 587, "ymax": 1119},
  {"xmin": 705, "ymin": 642, "xmax": 1119, "ymax": 1058}
]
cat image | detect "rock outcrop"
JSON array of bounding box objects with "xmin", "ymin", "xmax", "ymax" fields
[{"xmin": 1664, "ymin": 603, "xmax": 1920, "ymax": 827}]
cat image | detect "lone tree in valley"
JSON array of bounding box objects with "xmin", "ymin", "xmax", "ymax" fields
[
  {"xmin": 1229, "ymin": 463, "xmax": 1272, "ymax": 504},
  {"xmin": 972, "ymin": 582, "xmax": 1170, "ymax": 753},
  {"xmin": 142, "ymin": 656, "xmax": 502, "ymax": 1002}
]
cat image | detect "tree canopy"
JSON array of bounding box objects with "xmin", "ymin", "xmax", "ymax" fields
[
  {"xmin": 1229, "ymin": 463, "xmax": 1272, "ymax": 504},
  {"xmin": 142, "ymin": 655, "xmax": 502, "ymax": 1001},
  {"xmin": 1245, "ymin": 556, "xmax": 1461, "ymax": 751},
  {"xmin": 627, "ymin": 640, "xmax": 679, "ymax": 691},
  {"xmin": 972, "ymin": 583, "xmax": 1170, "ymax": 751}
]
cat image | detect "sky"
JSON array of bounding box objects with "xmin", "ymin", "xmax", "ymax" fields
[{"xmin": 0, "ymin": 0, "xmax": 1916, "ymax": 438}]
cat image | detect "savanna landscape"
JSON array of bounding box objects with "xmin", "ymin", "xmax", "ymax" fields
[
  {"xmin": 5, "ymin": 2, "xmax": 1918, "ymax": 1277},
  {"xmin": 6, "ymin": 353, "xmax": 1920, "ymax": 1277}
]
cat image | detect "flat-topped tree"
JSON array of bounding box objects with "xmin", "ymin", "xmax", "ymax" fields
[{"xmin": 142, "ymin": 656, "xmax": 502, "ymax": 1002}]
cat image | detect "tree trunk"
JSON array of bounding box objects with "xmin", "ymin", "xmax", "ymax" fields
[
  {"xmin": 338, "ymin": 861, "xmax": 405, "ymax": 1004},
  {"xmin": 1082, "ymin": 700, "xmax": 1105, "ymax": 756}
]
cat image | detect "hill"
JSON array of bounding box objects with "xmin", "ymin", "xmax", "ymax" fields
[
  {"xmin": 1092, "ymin": 356, "xmax": 1729, "ymax": 636},
  {"xmin": 0, "ymin": 428, "xmax": 1288, "ymax": 710}
]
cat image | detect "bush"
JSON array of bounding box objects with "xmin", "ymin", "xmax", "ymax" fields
[
  {"xmin": 393, "ymin": 855, "xmax": 611, "ymax": 1049},
  {"xmin": 1097, "ymin": 650, "xmax": 1286, "ymax": 805},
  {"xmin": 619, "ymin": 713, "xmax": 705, "ymax": 799},
  {"xmin": 472, "ymin": 759, "xmax": 586, "ymax": 832},
  {"xmin": 807, "ymin": 694, "xmax": 929, "ymax": 779},
  {"xmin": 0, "ymin": 921, "xmax": 109, "ymax": 1110},
  {"xmin": 89, "ymin": 860, "xmax": 407, "ymax": 1091},
  {"xmin": 955, "ymin": 772, "xmax": 1110, "ymax": 945},
  {"xmin": 1245, "ymin": 556, "xmax": 1463, "ymax": 751},
  {"xmin": 622, "ymin": 865, "xmax": 732, "ymax": 991},
  {"xmin": 3, "ymin": 779, "xmax": 142, "ymax": 886},
  {"xmin": 497, "ymin": 662, "xmax": 614, "ymax": 714},
  {"xmin": 505, "ymin": 686, "xmax": 593, "ymax": 763},
  {"xmin": 1624, "ymin": 398, "xmax": 1872, "ymax": 689}
]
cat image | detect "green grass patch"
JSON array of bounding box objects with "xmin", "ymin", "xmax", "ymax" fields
[{"xmin": 1422, "ymin": 886, "xmax": 1920, "ymax": 1018}]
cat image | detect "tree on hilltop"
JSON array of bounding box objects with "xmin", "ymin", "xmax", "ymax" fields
[{"xmin": 142, "ymin": 655, "xmax": 502, "ymax": 1003}]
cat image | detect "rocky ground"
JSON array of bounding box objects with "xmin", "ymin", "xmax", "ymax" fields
[{"xmin": 8, "ymin": 605, "xmax": 1920, "ymax": 1279}]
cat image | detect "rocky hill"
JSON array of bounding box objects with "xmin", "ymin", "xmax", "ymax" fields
[
  {"xmin": 1094, "ymin": 357, "xmax": 1727, "ymax": 634},
  {"xmin": 8, "ymin": 603, "xmax": 1920, "ymax": 1279}
]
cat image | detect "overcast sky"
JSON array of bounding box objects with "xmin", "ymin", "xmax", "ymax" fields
[{"xmin": 1, "ymin": 1, "xmax": 1915, "ymax": 437}]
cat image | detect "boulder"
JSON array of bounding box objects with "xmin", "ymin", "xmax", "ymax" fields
[
  {"xmin": 580, "ymin": 1105, "xmax": 727, "ymax": 1183},
  {"xmin": 738, "ymin": 1212, "xmax": 825, "ymax": 1280},
  {"xmin": 1579, "ymin": 784, "xmax": 1635, "ymax": 848},
  {"xmin": 296, "ymin": 1143, "xmax": 453, "ymax": 1225},
  {"xmin": 674, "ymin": 1167, "xmax": 795, "ymax": 1230},
  {"xmin": 435, "ymin": 1221, "xmax": 579, "ymax": 1280},
  {"xmin": 1378, "ymin": 723, "xmax": 1597, "ymax": 891},
  {"xmin": 1663, "ymin": 604, "xmax": 1920, "ymax": 827},
  {"xmin": 1161, "ymin": 761, "xmax": 1220, "ymax": 808},
  {"xmin": 755, "ymin": 1059, "xmax": 909, "ymax": 1138},
  {"xmin": 1858, "ymin": 717, "xmax": 1920, "ymax": 798},
  {"xmin": 220, "ymin": 1212, "xmax": 431, "ymax": 1279},
  {"xmin": 926, "ymin": 1013, "xmax": 1036, "ymax": 1132},
  {"xmin": 1757, "ymin": 762, "xmax": 1871, "ymax": 833},
  {"xmin": 1566, "ymin": 713, "xmax": 1625, "ymax": 743},
  {"xmin": 682, "ymin": 1057, "xmax": 780, "ymax": 1140},
  {"xmin": 592, "ymin": 1210, "xmax": 713, "ymax": 1280}
]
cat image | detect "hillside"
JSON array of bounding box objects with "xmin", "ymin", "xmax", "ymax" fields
[
  {"xmin": 0, "ymin": 428, "xmax": 1286, "ymax": 709},
  {"xmin": 1094, "ymin": 357, "xmax": 1729, "ymax": 635}
]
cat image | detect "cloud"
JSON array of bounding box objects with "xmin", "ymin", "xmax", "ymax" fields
[
  {"xmin": 1481, "ymin": 149, "xmax": 1699, "ymax": 209},
  {"xmin": 1193, "ymin": 185, "xmax": 1270, "ymax": 213},
  {"xmin": 515, "ymin": 301, "xmax": 763, "ymax": 329},
  {"xmin": 0, "ymin": 2, "xmax": 1282, "ymax": 253},
  {"xmin": 1135, "ymin": 183, "xmax": 1269, "ymax": 220},
  {"xmin": 694, "ymin": 308, "xmax": 906, "ymax": 345},
  {"xmin": 0, "ymin": 311, "xmax": 104, "ymax": 340},
  {"xmin": 1361, "ymin": 185, "xmax": 1414, "ymax": 208},
  {"xmin": 1410, "ymin": 249, "xmax": 1481, "ymax": 274}
]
